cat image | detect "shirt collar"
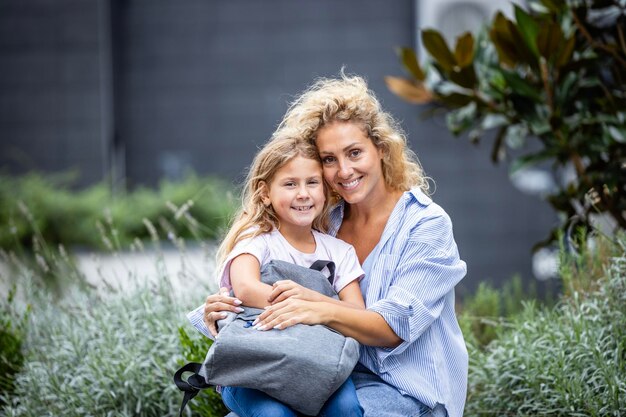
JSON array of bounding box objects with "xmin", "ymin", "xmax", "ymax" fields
[{"xmin": 328, "ymin": 188, "xmax": 431, "ymax": 238}]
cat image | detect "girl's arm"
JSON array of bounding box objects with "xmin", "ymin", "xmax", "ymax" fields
[
  {"xmin": 229, "ymin": 254, "xmax": 273, "ymax": 308},
  {"xmin": 267, "ymin": 279, "xmax": 365, "ymax": 309}
]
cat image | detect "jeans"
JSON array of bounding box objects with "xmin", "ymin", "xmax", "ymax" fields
[
  {"xmin": 351, "ymin": 363, "xmax": 444, "ymax": 417},
  {"xmin": 221, "ymin": 377, "xmax": 363, "ymax": 417}
]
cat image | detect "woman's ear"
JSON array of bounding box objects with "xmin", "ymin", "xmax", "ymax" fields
[{"xmin": 259, "ymin": 181, "xmax": 271, "ymax": 207}]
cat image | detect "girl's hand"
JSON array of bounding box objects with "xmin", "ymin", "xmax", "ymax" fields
[
  {"xmin": 203, "ymin": 287, "xmax": 243, "ymax": 337},
  {"xmin": 254, "ymin": 298, "xmax": 328, "ymax": 331},
  {"xmin": 267, "ymin": 280, "xmax": 323, "ymax": 304}
]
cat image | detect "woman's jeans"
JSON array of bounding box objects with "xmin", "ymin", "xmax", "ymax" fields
[
  {"xmin": 221, "ymin": 377, "xmax": 363, "ymax": 417},
  {"xmin": 350, "ymin": 363, "xmax": 444, "ymax": 417}
]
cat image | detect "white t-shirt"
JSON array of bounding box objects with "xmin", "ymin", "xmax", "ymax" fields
[{"xmin": 219, "ymin": 229, "xmax": 364, "ymax": 294}]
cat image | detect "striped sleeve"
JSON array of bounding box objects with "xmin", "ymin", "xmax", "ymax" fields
[{"xmin": 367, "ymin": 214, "xmax": 466, "ymax": 356}]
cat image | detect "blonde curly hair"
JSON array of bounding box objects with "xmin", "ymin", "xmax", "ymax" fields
[
  {"xmin": 275, "ymin": 71, "xmax": 429, "ymax": 195},
  {"xmin": 215, "ymin": 133, "xmax": 331, "ymax": 270}
]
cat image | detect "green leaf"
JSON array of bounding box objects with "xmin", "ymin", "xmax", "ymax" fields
[
  {"xmin": 510, "ymin": 149, "xmax": 556, "ymax": 174},
  {"xmin": 540, "ymin": 0, "xmax": 566, "ymax": 13},
  {"xmin": 490, "ymin": 13, "xmax": 520, "ymax": 66},
  {"xmin": 397, "ymin": 47, "xmax": 425, "ymax": 81},
  {"xmin": 449, "ymin": 65, "xmax": 478, "ymax": 89},
  {"xmin": 446, "ymin": 101, "xmax": 477, "ymax": 135},
  {"xmin": 504, "ymin": 123, "xmax": 529, "ymax": 149},
  {"xmin": 454, "ymin": 32, "xmax": 475, "ymax": 68},
  {"xmin": 537, "ymin": 21, "xmax": 564, "ymax": 59},
  {"xmin": 501, "ymin": 70, "xmax": 542, "ymax": 100},
  {"xmin": 555, "ymin": 34, "xmax": 576, "ymax": 68},
  {"xmin": 490, "ymin": 12, "xmax": 539, "ymax": 68},
  {"xmin": 514, "ymin": 4, "xmax": 540, "ymax": 57},
  {"xmin": 422, "ymin": 29, "xmax": 457, "ymax": 72},
  {"xmin": 606, "ymin": 125, "xmax": 626, "ymax": 143},
  {"xmin": 482, "ymin": 114, "xmax": 509, "ymax": 130}
]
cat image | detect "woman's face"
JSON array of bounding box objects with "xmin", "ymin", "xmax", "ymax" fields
[{"xmin": 316, "ymin": 121, "xmax": 386, "ymax": 205}]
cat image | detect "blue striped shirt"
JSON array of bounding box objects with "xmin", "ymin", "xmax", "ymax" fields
[{"xmin": 328, "ymin": 188, "xmax": 468, "ymax": 417}]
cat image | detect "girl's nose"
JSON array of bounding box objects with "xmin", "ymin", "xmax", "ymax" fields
[{"xmin": 297, "ymin": 185, "xmax": 310, "ymax": 198}]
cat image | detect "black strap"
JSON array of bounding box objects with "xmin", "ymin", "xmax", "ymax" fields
[
  {"xmin": 173, "ymin": 362, "xmax": 212, "ymax": 417},
  {"xmin": 309, "ymin": 260, "xmax": 336, "ymax": 285}
]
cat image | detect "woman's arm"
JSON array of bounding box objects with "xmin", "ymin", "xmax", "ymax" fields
[{"xmin": 256, "ymin": 298, "xmax": 401, "ymax": 347}]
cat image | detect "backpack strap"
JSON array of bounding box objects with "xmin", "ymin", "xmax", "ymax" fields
[
  {"xmin": 173, "ymin": 362, "xmax": 213, "ymax": 417},
  {"xmin": 309, "ymin": 260, "xmax": 336, "ymax": 285}
]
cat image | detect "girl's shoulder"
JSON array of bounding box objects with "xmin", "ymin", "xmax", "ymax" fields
[{"xmin": 312, "ymin": 230, "xmax": 355, "ymax": 254}]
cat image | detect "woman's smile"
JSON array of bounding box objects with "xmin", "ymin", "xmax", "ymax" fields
[{"xmin": 316, "ymin": 121, "xmax": 386, "ymax": 206}]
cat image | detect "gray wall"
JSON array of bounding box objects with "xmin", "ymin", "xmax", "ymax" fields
[
  {"xmin": 0, "ymin": 0, "xmax": 557, "ymax": 291},
  {"xmin": 0, "ymin": 0, "xmax": 105, "ymax": 185}
]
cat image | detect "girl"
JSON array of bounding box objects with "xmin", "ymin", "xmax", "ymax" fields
[{"xmin": 215, "ymin": 133, "xmax": 365, "ymax": 417}]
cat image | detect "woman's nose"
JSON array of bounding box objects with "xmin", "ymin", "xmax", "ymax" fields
[{"xmin": 338, "ymin": 160, "xmax": 353, "ymax": 178}]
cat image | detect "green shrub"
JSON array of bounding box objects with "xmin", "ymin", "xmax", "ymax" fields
[
  {"xmin": 0, "ymin": 172, "xmax": 237, "ymax": 252},
  {"xmin": 465, "ymin": 235, "xmax": 626, "ymax": 416},
  {"xmin": 0, "ymin": 286, "xmax": 29, "ymax": 407},
  {"xmin": 459, "ymin": 275, "xmax": 537, "ymax": 348}
]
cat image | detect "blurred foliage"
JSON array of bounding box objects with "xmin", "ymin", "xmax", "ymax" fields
[
  {"xmin": 387, "ymin": 0, "xmax": 626, "ymax": 248},
  {"xmin": 0, "ymin": 172, "xmax": 237, "ymax": 252}
]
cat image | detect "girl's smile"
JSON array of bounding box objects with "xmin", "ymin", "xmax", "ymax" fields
[{"xmin": 262, "ymin": 155, "xmax": 326, "ymax": 240}]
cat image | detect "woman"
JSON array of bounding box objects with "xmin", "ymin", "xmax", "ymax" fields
[{"xmin": 204, "ymin": 73, "xmax": 467, "ymax": 417}]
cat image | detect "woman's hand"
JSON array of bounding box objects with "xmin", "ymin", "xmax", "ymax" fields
[
  {"xmin": 254, "ymin": 298, "xmax": 329, "ymax": 331},
  {"xmin": 203, "ymin": 287, "xmax": 243, "ymax": 337},
  {"xmin": 267, "ymin": 280, "xmax": 323, "ymax": 304}
]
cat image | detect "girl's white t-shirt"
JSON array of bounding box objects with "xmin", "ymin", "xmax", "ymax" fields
[{"xmin": 219, "ymin": 229, "xmax": 364, "ymax": 294}]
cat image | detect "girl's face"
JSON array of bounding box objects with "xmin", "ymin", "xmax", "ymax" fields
[
  {"xmin": 262, "ymin": 155, "xmax": 326, "ymax": 236},
  {"xmin": 316, "ymin": 121, "xmax": 386, "ymax": 205}
]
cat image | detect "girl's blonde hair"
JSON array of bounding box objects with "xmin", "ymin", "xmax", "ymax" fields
[
  {"xmin": 216, "ymin": 134, "xmax": 331, "ymax": 269},
  {"xmin": 275, "ymin": 71, "xmax": 429, "ymax": 195}
]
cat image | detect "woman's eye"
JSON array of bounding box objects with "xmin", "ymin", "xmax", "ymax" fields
[
  {"xmin": 322, "ymin": 156, "xmax": 335, "ymax": 165},
  {"xmin": 349, "ymin": 149, "xmax": 361, "ymax": 158}
]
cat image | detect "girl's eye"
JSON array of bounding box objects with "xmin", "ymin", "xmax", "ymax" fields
[
  {"xmin": 308, "ymin": 179, "xmax": 320, "ymax": 185},
  {"xmin": 284, "ymin": 182, "xmax": 296, "ymax": 187}
]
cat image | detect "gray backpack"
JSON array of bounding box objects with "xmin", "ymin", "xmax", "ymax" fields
[{"xmin": 173, "ymin": 260, "xmax": 360, "ymax": 416}]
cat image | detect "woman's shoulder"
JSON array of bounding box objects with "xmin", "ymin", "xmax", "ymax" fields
[
  {"xmin": 402, "ymin": 189, "xmax": 457, "ymax": 250},
  {"xmin": 405, "ymin": 188, "xmax": 450, "ymax": 223}
]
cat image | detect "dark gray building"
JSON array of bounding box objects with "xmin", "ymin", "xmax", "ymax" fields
[{"xmin": 0, "ymin": 0, "xmax": 557, "ymax": 292}]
